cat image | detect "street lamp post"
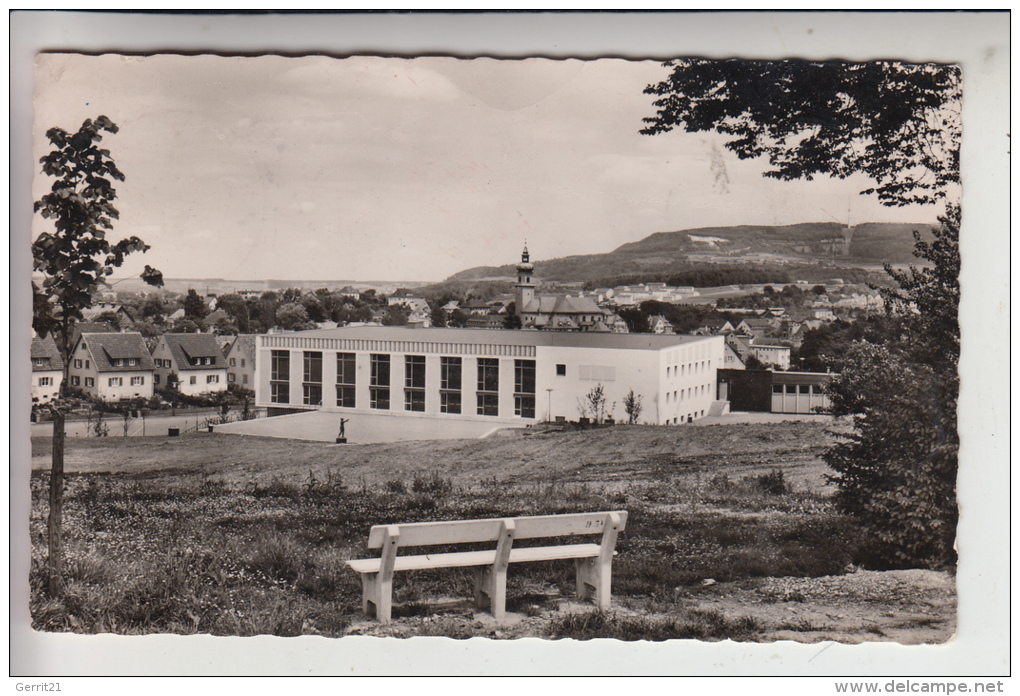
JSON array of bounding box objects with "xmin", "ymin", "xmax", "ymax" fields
[{"xmin": 546, "ymin": 388, "xmax": 554, "ymax": 423}]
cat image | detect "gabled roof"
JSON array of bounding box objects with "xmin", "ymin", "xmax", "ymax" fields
[
  {"xmin": 31, "ymin": 336, "xmax": 64, "ymax": 372},
  {"xmin": 79, "ymin": 332, "xmax": 156, "ymax": 372},
  {"xmin": 81, "ymin": 304, "xmax": 133, "ymax": 322},
  {"xmin": 161, "ymin": 333, "xmax": 226, "ymax": 371},
  {"xmin": 522, "ymin": 294, "xmax": 605, "ymax": 316},
  {"xmin": 72, "ymin": 321, "xmax": 118, "ymax": 345},
  {"xmin": 202, "ymin": 308, "xmax": 230, "ymax": 327},
  {"xmin": 228, "ymin": 334, "xmax": 258, "ymax": 360}
]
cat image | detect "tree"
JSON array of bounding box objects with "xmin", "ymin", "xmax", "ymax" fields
[
  {"xmin": 617, "ymin": 307, "xmax": 650, "ymax": 333},
  {"xmin": 823, "ymin": 209, "xmax": 959, "ymax": 568},
  {"xmin": 447, "ymin": 308, "xmax": 468, "ymax": 328},
  {"xmin": 642, "ymin": 60, "xmax": 961, "ymax": 568},
  {"xmin": 32, "ymin": 115, "xmax": 162, "ymax": 595},
  {"xmin": 183, "ymin": 288, "xmax": 208, "ymax": 320},
  {"xmin": 430, "ymin": 305, "xmax": 447, "ymax": 328},
  {"xmin": 276, "ymin": 302, "xmax": 311, "ymax": 330},
  {"xmin": 623, "ymin": 389, "xmax": 643, "ymax": 425},
  {"xmin": 215, "ymin": 293, "xmax": 251, "ymax": 332},
  {"xmin": 642, "ymin": 59, "xmax": 960, "ymax": 206},
  {"xmin": 502, "ymin": 303, "xmax": 522, "ymax": 330},
  {"xmin": 381, "ymin": 304, "xmax": 410, "ymax": 326}
]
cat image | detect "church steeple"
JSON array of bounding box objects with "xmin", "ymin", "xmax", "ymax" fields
[{"xmin": 514, "ymin": 242, "xmax": 535, "ymax": 317}]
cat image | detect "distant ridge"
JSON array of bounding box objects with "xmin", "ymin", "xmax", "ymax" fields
[{"xmin": 446, "ymin": 221, "xmax": 933, "ymax": 284}]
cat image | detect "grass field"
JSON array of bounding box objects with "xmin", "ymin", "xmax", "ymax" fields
[{"xmin": 27, "ymin": 422, "xmax": 955, "ymax": 642}]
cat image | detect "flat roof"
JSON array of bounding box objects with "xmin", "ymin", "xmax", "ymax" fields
[{"xmin": 278, "ymin": 325, "xmax": 715, "ymax": 351}]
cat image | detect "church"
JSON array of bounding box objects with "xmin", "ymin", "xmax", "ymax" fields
[{"xmin": 513, "ymin": 245, "xmax": 618, "ymax": 332}]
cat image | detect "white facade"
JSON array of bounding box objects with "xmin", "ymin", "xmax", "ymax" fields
[
  {"xmin": 32, "ymin": 369, "xmax": 63, "ymax": 404},
  {"xmin": 255, "ymin": 326, "xmax": 724, "ymax": 426}
]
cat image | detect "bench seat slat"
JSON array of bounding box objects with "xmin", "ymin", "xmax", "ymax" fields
[
  {"xmin": 365, "ymin": 511, "xmax": 627, "ymax": 548},
  {"xmin": 347, "ymin": 543, "xmax": 602, "ymax": 574}
]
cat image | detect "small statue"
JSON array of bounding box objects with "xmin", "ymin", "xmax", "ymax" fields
[{"xmin": 338, "ymin": 417, "xmax": 349, "ymax": 440}]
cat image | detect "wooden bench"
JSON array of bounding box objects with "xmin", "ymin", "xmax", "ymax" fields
[{"xmin": 346, "ymin": 510, "xmax": 628, "ymax": 623}]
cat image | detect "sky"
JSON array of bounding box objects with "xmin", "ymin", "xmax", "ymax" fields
[{"xmin": 32, "ymin": 53, "xmax": 943, "ymax": 283}]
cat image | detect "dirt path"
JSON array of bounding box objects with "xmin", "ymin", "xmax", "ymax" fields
[{"xmin": 340, "ymin": 569, "xmax": 955, "ymax": 643}]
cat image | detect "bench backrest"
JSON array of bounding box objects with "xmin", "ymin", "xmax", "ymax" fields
[{"xmin": 366, "ymin": 510, "xmax": 628, "ymax": 549}]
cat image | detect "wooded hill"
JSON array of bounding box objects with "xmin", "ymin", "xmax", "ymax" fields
[{"xmin": 446, "ymin": 221, "xmax": 932, "ymax": 285}]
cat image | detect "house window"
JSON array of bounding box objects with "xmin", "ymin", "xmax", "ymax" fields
[
  {"xmin": 74, "ymin": 359, "xmax": 82, "ymax": 369},
  {"xmin": 71, "ymin": 376, "xmax": 80, "ymax": 387},
  {"xmin": 128, "ymin": 358, "xmax": 138, "ymax": 367},
  {"xmin": 440, "ymin": 356, "xmax": 462, "ymax": 414},
  {"xmin": 230, "ymin": 357, "xmax": 236, "ymax": 366},
  {"xmin": 241, "ymin": 359, "xmax": 246, "ymax": 367},
  {"xmin": 85, "ymin": 360, "xmax": 90, "ymax": 369},
  {"xmin": 154, "ymin": 374, "xmax": 160, "ymax": 385},
  {"xmin": 34, "ymin": 358, "xmax": 47, "ymax": 367},
  {"xmin": 336, "ymin": 352, "xmax": 356, "ymax": 408},
  {"xmin": 84, "ymin": 377, "xmax": 94, "ymax": 388},
  {"xmin": 786, "ymin": 384, "xmax": 796, "ymax": 394},
  {"xmin": 799, "ymin": 384, "xmax": 810, "ymax": 394},
  {"xmin": 207, "ymin": 374, "xmax": 219, "ymax": 384},
  {"xmin": 370, "ymin": 354, "xmax": 390, "ymax": 410},
  {"xmin": 773, "ymin": 385, "xmax": 783, "ymax": 394},
  {"xmin": 477, "ymin": 358, "xmax": 499, "ymax": 416},
  {"xmin": 228, "ymin": 373, "xmax": 235, "ymax": 383},
  {"xmin": 404, "ymin": 355, "xmax": 426, "ymax": 412},
  {"xmin": 303, "ymin": 351, "xmax": 322, "ymax": 406},
  {"xmin": 131, "ymin": 376, "xmax": 144, "ymax": 386},
  {"xmin": 514, "ymin": 359, "xmax": 535, "ymax": 418},
  {"xmin": 190, "ymin": 376, "xmax": 197, "ymax": 385},
  {"xmin": 271, "ymin": 350, "xmax": 290, "ymax": 404},
  {"xmin": 242, "ymin": 374, "xmax": 248, "ymax": 385},
  {"xmin": 109, "ymin": 377, "xmax": 122, "ymax": 387},
  {"xmin": 38, "ymin": 377, "xmax": 52, "ymax": 386}
]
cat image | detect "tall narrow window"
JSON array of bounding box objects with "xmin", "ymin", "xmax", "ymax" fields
[
  {"xmin": 477, "ymin": 358, "xmax": 499, "ymax": 416},
  {"xmin": 404, "ymin": 355, "xmax": 426, "ymax": 411},
  {"xmin": 514, "ymin": 359, "xmax": 536, "ymax": 418},
  {"xmin": 271, "ymin": 350, "xmax": 290, "ymax": 404},
  {"xmin": 370, "ymin": 354, "xmax": 390, "ymax": 409},
  {"xmin": 440, "ymin": 356, "xmax": 462, "ymax": 414},
  {"xmin": 336, "ymin": 352, "xmax": 356, "ymax": 408},
  {"xmin": 303, "ymin": 351, "xmax": 322, "ymax": 405}
]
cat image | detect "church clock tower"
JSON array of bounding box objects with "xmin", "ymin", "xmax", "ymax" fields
[{"xmin": 514, "ymin": 243, "xmax": 535, "ymax": 317}]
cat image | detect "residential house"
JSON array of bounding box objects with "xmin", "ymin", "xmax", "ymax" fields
[
  {"xmin": 31, "ymin": 336, "xmax": 64, "ymax": 405},
  {"xmin": 225, "ymin": 334, "xmax": 257, "ymax": 389},
  {"xmin": 465, "ymin": 314, "xmax": 506, "ymax": 329},
  {"xmin": 721, "ymin": 340, "xmax": 745, "ymax": 369},
  {"xmin": 406, "ymin": 310, "xmax": 433, "ymax": 328},
  {"xmin": 201, "ymin": 308, "xmax": 231, "ymax": 332},
  {"xmin": 387, "ymin": 296, "xmax": 430, "ymax": 314},
  {"xmin": 151, "ymin": 333, "xmax": 229, "ymax": 395},
  {"xmin": 750, "ymin": 343, "xmax": 792, "ymax": 370},
  {"xmin": 81, "ymin": 303, "xmax": 134, "ymax": 327},
  {"xmin": 67, "ymin": 332, "xmax": 155, "ymax": 401},
  {"xmin": 649, "ymin": 315, "xmax": 675, "ymax": 335},
  {"xmin": 694, "ymin": 318, "xmax": 736, "ymax": 335},
  {"xmin": 462, "ymin": 299, "xmax": 492, "ymax": 316},
  {"xmin": 736, "ymin": 317, "xmax": 778, "ymax": 339}
]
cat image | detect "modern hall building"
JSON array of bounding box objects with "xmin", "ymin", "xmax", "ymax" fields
[{"xmin": 254, "ymin": 325, "xmax": 725, "ymax": 427}]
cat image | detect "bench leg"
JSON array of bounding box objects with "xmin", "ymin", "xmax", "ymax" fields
[
  {"xmin": 361, "ymin": 572, "xmax": 393, "ymax": 624},
  {"xmin": 575, "ymin": 558, "xmax": 613, "ymax": 610},
  {"xmin": 472, "ymin": 566, "xmax": 508, "ymax": 621}
]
